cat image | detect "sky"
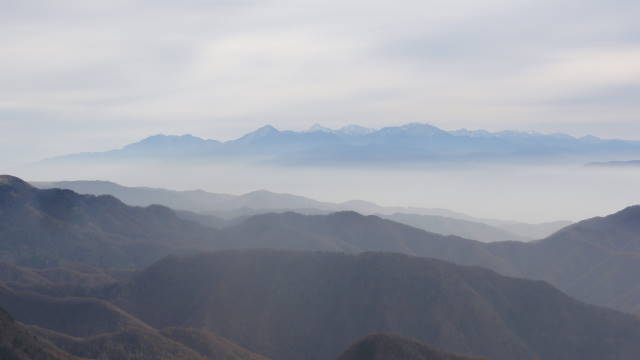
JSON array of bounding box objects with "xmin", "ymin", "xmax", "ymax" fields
[{"xmin": 2, "ymin": 0, "xmax": 640, "ymax": 166}]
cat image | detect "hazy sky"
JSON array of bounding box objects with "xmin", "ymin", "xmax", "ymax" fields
[{"xmin": 2, "ymin": 0, "xmax": 640, "ymax": 165}]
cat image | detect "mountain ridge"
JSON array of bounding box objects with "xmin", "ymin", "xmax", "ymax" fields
[
  {"xmin": 42, "ymin": 123, "xmax": 640, "ymax": 165},
  {"xmin": 8, "ymin": 175, "xmax": 640, "ymax": 312},
  {"xmin": 32, "ymin": 179, "xmax": 570, "ymax": 241},
  {"xmin": 0, "ymin": 306, "xmax": 78, "ymax": 360},
  {"xmin": 0, "ymin": 175, "xmax": 218, "ymax": 268},
  {"xmin": 338, "ymin": 334, "xmax": 486, "ymax": 360},
  {"xmin": 103, "ymin": 249, "xmax": 640, "ymax": 360}
]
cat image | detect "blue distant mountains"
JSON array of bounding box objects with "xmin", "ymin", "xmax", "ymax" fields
[{"xmin": 47, "ymin": 123, "xmax": 640, "ymax": 165}]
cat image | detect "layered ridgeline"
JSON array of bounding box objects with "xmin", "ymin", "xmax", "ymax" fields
[
  {"xmin": 0, "ymin": 296, "xmax": 270, "ymax": 360},
  {"xmin": 4, "ymin": 250, "xmax": 640, "ymax": 360},
  {"xmin": 488, "ymin": 205, "xmax": 640, "ymax": 313},
  {"xmin": 0, "ymin": 175, "xmax": 218, "ymax": 268},
  {"xmin": 6, "ymin": 175, "xmax": 640, "ymax": 359},
  {"xmin": 0, "ymin": 265, "xmax": 269, "ymax": 360},
  {"xmin": 5, "ymin": 175, "xmax": 640, "ymax": 313},
  {"xmin": 101, "ymin": 250, "xmax": 640, "ymax": 360},
  {"xmin": 0, "ymin": 175, "xmax": 517, "ymax": 271},
  {"xmin": 43, "ymin": 123, "xmax": 640, "ymax": 165},
  {"xmin": 0, "ymin": 298, "xmax": 481, "ymax": 360},
  {"xmin": 216, "ymin": 209, "xmax": 640, "ymax": 313},
  {"xmin": 2, "ymin": 300, "xmax": 485, "ymax": 360},
  {"xmin": 2, "ymin": 304, "xmax": 482, "ymax": 360},
  {"xmin": 33, "ymin": 179, "xmax": 570, "ymax": 241}
]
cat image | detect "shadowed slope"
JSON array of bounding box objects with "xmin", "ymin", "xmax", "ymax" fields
[
  {"xmin": 29, "ymin": 326, "xmax": 208, "ymax": 360},
  {"xmin": 2, "ymin": 291, "xmax": 272, "ymax": 360},
  {"xmin": 10, "ymin": 175, "xmax": 640, "ymax": 313},
  {"xmin": 487, "ymin": 205, "xmax": 640, "ymax": 311},
  {"xmin": 218, "ymin": 212, "xmax": 517, "ymax": 275},
  {"xmin": 0, "ymin": 307, "xmax": 77, "ymax": 360},
  {"xmin": 0, "ymin": 175, "xmax": 217, "ymax": 268},
  {"xmin": 380, "ymin": 213, "xmax": 528, "ymax": 242},
  {"xmin": 0, "ymin": 285, "xmax": 152, "ymax": 337},
  {"xmin": 0, "ymin": 262, "xmax": 116, "ymax": 288},
  {"xmin": 218, "ymin": 207, "xmax": 640, "ymax": 313},
  {"xmin": 160, "ymin": 327, "xmax": 270, "ymax": 360},
  {"xmin": 27, "ymin": 325, "xmax": 275, "ymax": 360},
  {"xmin": 338, "ymin": 334, "xmax": 485, "ymax": 360},
  {"xmin": 105, "ymin": 249, "xmax": 640, "ymax": 360}
]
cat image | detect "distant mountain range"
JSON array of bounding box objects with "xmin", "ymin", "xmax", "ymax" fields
[
  {"xmin": 33, "ymin": 179, "xmax": 570, "ymax": 241},
  {"xmin": 43, "ymin": 123, "xmax": 640, "ymax": 165}
]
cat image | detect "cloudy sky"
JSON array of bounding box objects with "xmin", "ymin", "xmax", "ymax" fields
[{"xmin": 2, "ymin": 0, "xmax": 640, "ymax": 165}]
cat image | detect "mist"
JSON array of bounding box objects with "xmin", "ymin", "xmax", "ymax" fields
[{"xmin": 12, "ymin": 159, "xmax": 639, "ymax": 223}]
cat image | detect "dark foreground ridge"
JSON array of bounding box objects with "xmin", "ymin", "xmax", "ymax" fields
[
  {"xmin": 0, "ymin": 175, "xmax": 216, "ymax": 268},
  {"xmin": 0, "ymin": 306, "xmax": 77, "ymax": 360},
  {"xmin": 338, "ymin": 334, "xmax": 486, "ymax": 360},
  {"xmin": 101, "ymin": 249, "xmax": 640, "ymax": 360},
  {"xmin": 5, "ymin": 174, "xmax": 640, "ymax": 313}
]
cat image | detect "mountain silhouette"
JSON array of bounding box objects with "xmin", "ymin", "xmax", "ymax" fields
[
  {"xmin": 216, "ymin": 212, "xmax": 517, "ymax": 274},
  {"xmin": 8, "ymin": 175, "xmax": 640, "ymax": 313},
  {"xmin": 338, "ymin": 334, "xmax": 485, "ymax": 360},
  {"xmin": 44, "ymin": 123, "xmax": 640, "ymax": 165},
  {"xmin": 217, "ymin": 208, "xmax": 640, "ymax": 313},
  {"xmin": 0, "ymin": 175, "xmax": 221, "ymax": 268},
  {"xmin": 34, "ymin": 179, "xmax": 568, "ymax": 240},
  {"xmin": 488, "ymin": 205, "xmax": 640, "ymax": 312}
]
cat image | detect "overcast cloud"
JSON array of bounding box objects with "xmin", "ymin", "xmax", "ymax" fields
[{"xmin": 2, "ymin": 0, "xmax": 640, "ymax": 165}]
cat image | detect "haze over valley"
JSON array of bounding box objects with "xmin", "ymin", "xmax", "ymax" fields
[
  {"xmin": 2, "ymin": 122, "xmax": 635, "ymax": 223},
  {"xmin": 3, "ymin": 1, "xmax": 640, "ymax": 359}
]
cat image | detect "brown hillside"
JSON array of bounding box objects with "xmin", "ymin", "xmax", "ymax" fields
[
  {"xmin": 338, "ymin": 334, "xmax": 485, "ymax": 360},
  {"xmin": 105, "ymin": 249, "xmax": 640, "ymax": 360},
  {"xmin": 0, "ymin": 307, "xmax": 78, "ymax": 360}
]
